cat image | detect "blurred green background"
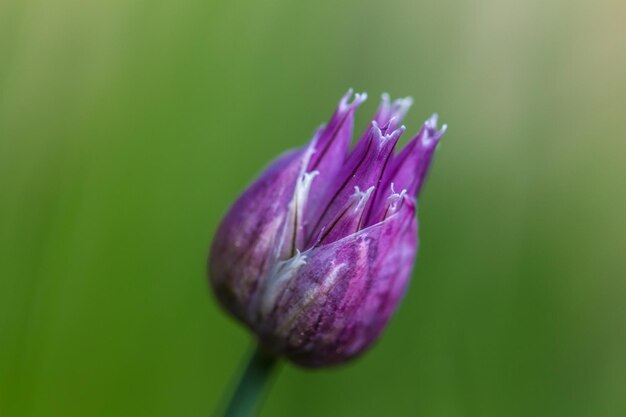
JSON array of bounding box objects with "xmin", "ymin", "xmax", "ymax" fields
[{"xmin": 1, "ymin": 0, "xmax": 625, "ymax": 416}]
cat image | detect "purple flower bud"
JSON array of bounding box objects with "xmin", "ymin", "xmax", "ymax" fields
[{"xmin": 209, "ymin": 91, "xmax": 445, "ymax": 367}]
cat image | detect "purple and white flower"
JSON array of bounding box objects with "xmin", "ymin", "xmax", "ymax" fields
[{"xmin": 209, "ymin": 90, "xmax": 446, "ymax": 367}]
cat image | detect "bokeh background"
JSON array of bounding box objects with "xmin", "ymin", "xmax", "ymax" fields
[{"xmin": 1, "ymin": 0, "xmax": 626, "ymax": 416}]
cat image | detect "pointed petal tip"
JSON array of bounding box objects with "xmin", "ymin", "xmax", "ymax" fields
[
  {"xmin": 339, "ymin": 89, "xmax": 353, "ymax": 108},
  {"xmin": 419, "ymin": 113, "xmax": 447, "ymax": 147},
  {"xmin": 340, "ymin": 89, "xmax": 367, "ymax": 111},
  {"xmin": 374, "ymin": 94, "xmax": 413, "ymax": 130},
  {"xmin": 392, "ymin": 96, "xmax": 414, "ymax": 112},
  {"xmin": 380, "ymin": 93, "xmax": 412, "ymax": 107},
  {"xmin": 378, "ymin": 93, "xmax": 391, "ymax": 114},
  {"xmin": 387, "ymin": 124, "xmax": 407, "ymax": 142},
  {"xmin": 425, "ymin": 113, "xmax": 447, "ymax": 133},
  {"xmin": 426, "ymin": 113, "xmax": 439, "ymax": 128},
  {"xmin": 355, "ymin": 92, "xmax": 368, "ymax": 104},
  {"xmin": 398, "ymin": 96, "xmax": 414, "ymax": 105},
  {"xmin": 372, "ymin": 120, "xmax": 406, "ymax": 139}
]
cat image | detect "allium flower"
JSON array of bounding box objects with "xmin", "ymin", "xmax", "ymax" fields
[{"xmin": 209, "ymin": 90, "xmax": 445, "ymax": 367}]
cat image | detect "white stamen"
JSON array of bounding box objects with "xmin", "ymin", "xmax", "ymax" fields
[
  {"xmin": 385, "ymin": 187, "xmax": 408, "ymax": 217},
  {"xmin": 352, "ymin": 186, "xmax": 375, "ymax": 212},
  {"xmin": 259, "ymin": 250, "xmax": 308, "ymax": 317},
  {"xmin": 293, "ymin": 170, "xmax": 319, "ymax": 215}
]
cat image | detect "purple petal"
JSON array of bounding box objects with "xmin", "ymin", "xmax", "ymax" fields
[
  {"xmin": 308, "ymin": 89, "xmax": 366, "ymax": 171},
  {"xmin": 373, "ymin": 93, "xmax": 413, "ymax": 133},
  {"xmin": 391, "ymin": 114, "xmax": 446, "ymax": 197},
  {"xmin": 255, "ymin": 195, "xmax": 417, "ymax": 367},
  {"xmin": 314, "ymin": 186, "xmax": 375, "ymax": 245},
  {"xmin": 304, "ymin": 90, "xmax": 367, "ymax": 237},
  {"xmin": 364, "ymin": 114, "xmax": 445, "ymax": 227},
  {"xmin": 307, "ymin": 122, "xmax": 406, "ymax": 246},
  {"xmin": 209, "ymin": 148, "xmax": 307, "ymax": 322}
]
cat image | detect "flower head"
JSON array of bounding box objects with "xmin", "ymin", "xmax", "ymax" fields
[{"xmin": 209, "ymin": 90, "xmax": 445, "ymax": 367}]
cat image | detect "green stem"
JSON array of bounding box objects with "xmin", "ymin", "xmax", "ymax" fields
[{"xmin": 217, "ymin": 344, "xmax": 278, "ymax": 417}]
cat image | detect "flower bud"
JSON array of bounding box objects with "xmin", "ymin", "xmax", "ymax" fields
[{"xmin": 209, "ymin": 90, "xmax": 445, "ymax": 367}]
